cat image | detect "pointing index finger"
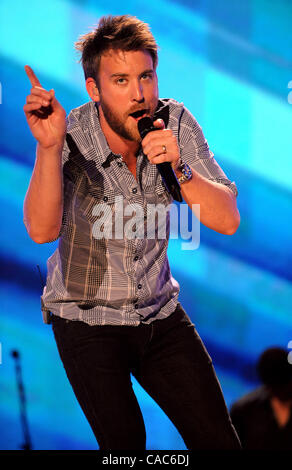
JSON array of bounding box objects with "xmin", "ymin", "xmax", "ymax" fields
[{"xmin": 24, "ymin": 65, "xmax": 42, "ymax": 88}]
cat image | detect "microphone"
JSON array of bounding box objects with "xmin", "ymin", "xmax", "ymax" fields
[{"xmin": 138, "ymin": 117, "xmax": 182, "ymax": 202}]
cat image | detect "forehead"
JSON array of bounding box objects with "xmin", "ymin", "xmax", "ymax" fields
[{"xmin": 99, "ymin": 49, "xmax": 154, "ymax": 76}]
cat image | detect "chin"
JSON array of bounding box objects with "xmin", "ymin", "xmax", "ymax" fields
[{"xmin": 124, "ymin": 125, "xmax": 141, "ymax": 143}]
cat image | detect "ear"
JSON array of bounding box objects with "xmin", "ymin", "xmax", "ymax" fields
[{"xmin": 86, "ymin": 77, "xmax": 100, "ymax": 102}]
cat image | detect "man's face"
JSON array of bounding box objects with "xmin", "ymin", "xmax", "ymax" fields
[{"xmin": 96, "ymin": 49, "xmax": 159, "ymax": 142}]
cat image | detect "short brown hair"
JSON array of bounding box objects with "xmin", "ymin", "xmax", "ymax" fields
[{"xmin": 75, "ymin": 15, "xmax": 159, "ymax": 83}]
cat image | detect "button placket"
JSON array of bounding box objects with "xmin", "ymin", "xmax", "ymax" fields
[{"xmin": 104, "ymin": 154, "xmax": 140, "ymax": 203}]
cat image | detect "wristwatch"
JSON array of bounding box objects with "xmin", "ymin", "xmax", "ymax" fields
[{"xmin": 177, "ymin": 160, "xmax": 192, "ymax": 184}]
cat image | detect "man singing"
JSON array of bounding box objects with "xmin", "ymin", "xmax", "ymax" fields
[{"xmin": 23, "ymin": 15, "xmax": 241, "ymax": 450}]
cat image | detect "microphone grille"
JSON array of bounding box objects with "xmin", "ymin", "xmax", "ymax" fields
[{"xmin": 137, "ymin": 117, "xmax": 153, "ymax": 138}]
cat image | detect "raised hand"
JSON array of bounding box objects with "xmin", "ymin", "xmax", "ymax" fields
[{"xmin": 23, "ymin": 65, "xmax": 66, "ymax": 149}]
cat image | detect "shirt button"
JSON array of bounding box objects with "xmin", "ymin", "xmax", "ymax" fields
[
  {"xmin": 132, "ymin": 188, "xmax": 137, "ymax": 194},
  {"xmin": 117, "ymin": 161, "xmax": 123, "ymax": 167},
  {"xmin": 137, "ymin": 284, "xmax": 142, "ymax": 289},
  {"xmin": 103, "ymin": 196, "xmax": 108, "ymax": 202},
  {"xmin": 134, "ymin": 255, "xmax": 139, "ymax": 261}
]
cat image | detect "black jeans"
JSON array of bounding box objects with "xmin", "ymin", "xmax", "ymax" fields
[{"xmin": 51, "ymin": 303, "xmax": 241, "ymax": 450}]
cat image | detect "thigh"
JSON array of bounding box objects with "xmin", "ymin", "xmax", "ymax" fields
[
  {"xmin": 134, "ymin": 305, "xmax": 241, "ymax": 450},
  {"xmin": 51, "ymin": 315, "xmax": 146, "ymax": 450}
]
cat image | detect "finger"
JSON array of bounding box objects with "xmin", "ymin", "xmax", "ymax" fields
[
  {"xmin": 27, "ymin": 95, "xmax": 50, "ymax": 107},
  {"xmin": 23, "ymin": 102, "xmax": 53, "ymax": 119},
  {"xmin": 24, "ymin": 65, "xmax": 42, "ymax": 87},
  {"xmin": 30, "ymin": 87, "xmax": 52, "ymax": 100},
  {"xmin": 49, "ymin": 88, "xmax": 57, "ymax": 104},
  {"xmin": 153, "ymin": 118, "xmax": 165, "ymax": 130},
  {"xmin": 148, "ymin": 154, "xmax": 170, "ymax": 165},
  {"xmin": 142, "ymin": 128, "xmax": 172, "ymax": 147},
  {"xmin": 48, "ymin": 89, "xmax": 64, "ymax": 113},
  {"xmin": 143, "ymin": 134, "xmax": 173, "ymax": 154},
  {"xmin": 144, "ymin": 144, "xmax": 169, "ymax": 160},
  {"xmin": 23, "ymin": 102, "xmax": 44, "ymax": 113},
  {"xmin": 149, "ymin": 153, "xmax": 180, "ymax": 171}
]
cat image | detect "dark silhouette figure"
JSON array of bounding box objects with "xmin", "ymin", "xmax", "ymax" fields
[{"xmin": 230, "ymin": 347, "xmax": 292, "ymax": 450}]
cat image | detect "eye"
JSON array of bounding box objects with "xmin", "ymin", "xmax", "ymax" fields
[
  {"xmin": 116, "ymin": 77, "xmax": 127, "ymax": 84},
  {"xmin": 141, "ymin": 73, "xmax": 153, "ymax": 80}
]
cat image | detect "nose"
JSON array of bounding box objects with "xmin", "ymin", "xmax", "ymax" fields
[{"xmin": 131, "ymin": 79, "xmax": 144, "ymax": 102}]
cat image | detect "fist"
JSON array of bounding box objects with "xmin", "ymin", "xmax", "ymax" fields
[{"xmin": 141, "ymin": 119, "xmax": 180, "ymax": 170}]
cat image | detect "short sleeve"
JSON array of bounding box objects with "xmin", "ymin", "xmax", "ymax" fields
[{"xmin": 179, "ymin": 106, "xmax": 238, "ymax": 197}]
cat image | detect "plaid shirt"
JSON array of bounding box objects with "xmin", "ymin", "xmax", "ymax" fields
[{"xmin": 41, "ymin": 98, "xmax": 238, "ymax": 325}]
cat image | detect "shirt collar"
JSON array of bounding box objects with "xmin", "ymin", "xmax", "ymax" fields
[{"xmin": 89, "ymin": 102, "xmax": 115, "ymax": 166}]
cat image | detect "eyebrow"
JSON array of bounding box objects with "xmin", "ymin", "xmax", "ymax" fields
[{"xmin": 110, "ymin": 69, "xmax": 154, "ymax": 79}]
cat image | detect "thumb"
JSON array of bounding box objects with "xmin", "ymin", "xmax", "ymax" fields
[
  {"xmin": 153, "ymin": 118, "xmax": 165, "ymax": 130},
  {"xmin": 49, "ymin": 89, "xmax": 56, "ymax": 103},
  {"xmin": 49, "ymin": 89, "xmax": 61, "ymax": 109}
]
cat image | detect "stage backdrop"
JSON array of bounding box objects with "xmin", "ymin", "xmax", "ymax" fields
[{"xmin": 0, "ymin": 0, "xmax": 292, "ymax": 450}]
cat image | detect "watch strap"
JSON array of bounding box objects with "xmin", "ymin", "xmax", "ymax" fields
[{"xmin": 177, "ymin": 161, "xmax": 192, "ymax": 184}]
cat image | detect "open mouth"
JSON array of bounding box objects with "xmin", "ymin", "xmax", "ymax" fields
[{"xmin": 129, "ymin": 109, "xmax": 148, "ymax": 121}]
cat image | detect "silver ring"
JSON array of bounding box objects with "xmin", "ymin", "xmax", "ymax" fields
[{"xmin": 162, "ymin": 145, "xmax": 167, "ymax": 153}]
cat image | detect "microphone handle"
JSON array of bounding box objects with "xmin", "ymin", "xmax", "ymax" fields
[{"xmin": 156, "ymin": 162, "xmax": 182, "ymax": 202}]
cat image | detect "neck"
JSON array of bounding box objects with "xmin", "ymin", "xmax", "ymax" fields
[
  {"xmin": 270, "ymin": 396, "xmax": 292, "ymax": 428},
  {"xmin": 98, "ymin": 105, "xmax": 140, "ymax": 160}
]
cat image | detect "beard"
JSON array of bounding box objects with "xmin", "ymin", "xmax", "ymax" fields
[
  {"xmin": 101, "ymin": 98, "xmax": 137, "ymax": 141},
  {"xmin": 98, "ymin": 94, "xmax": 158, "ymax": 143}
]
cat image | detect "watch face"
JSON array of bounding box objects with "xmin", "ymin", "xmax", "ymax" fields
[
  {"xmin": 182, "ymin": 163, "xmax": 192, "ymax": 179},
  {"xmin": 178, "ymin": 163, "xmax": 192, "ymax": 184}
]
